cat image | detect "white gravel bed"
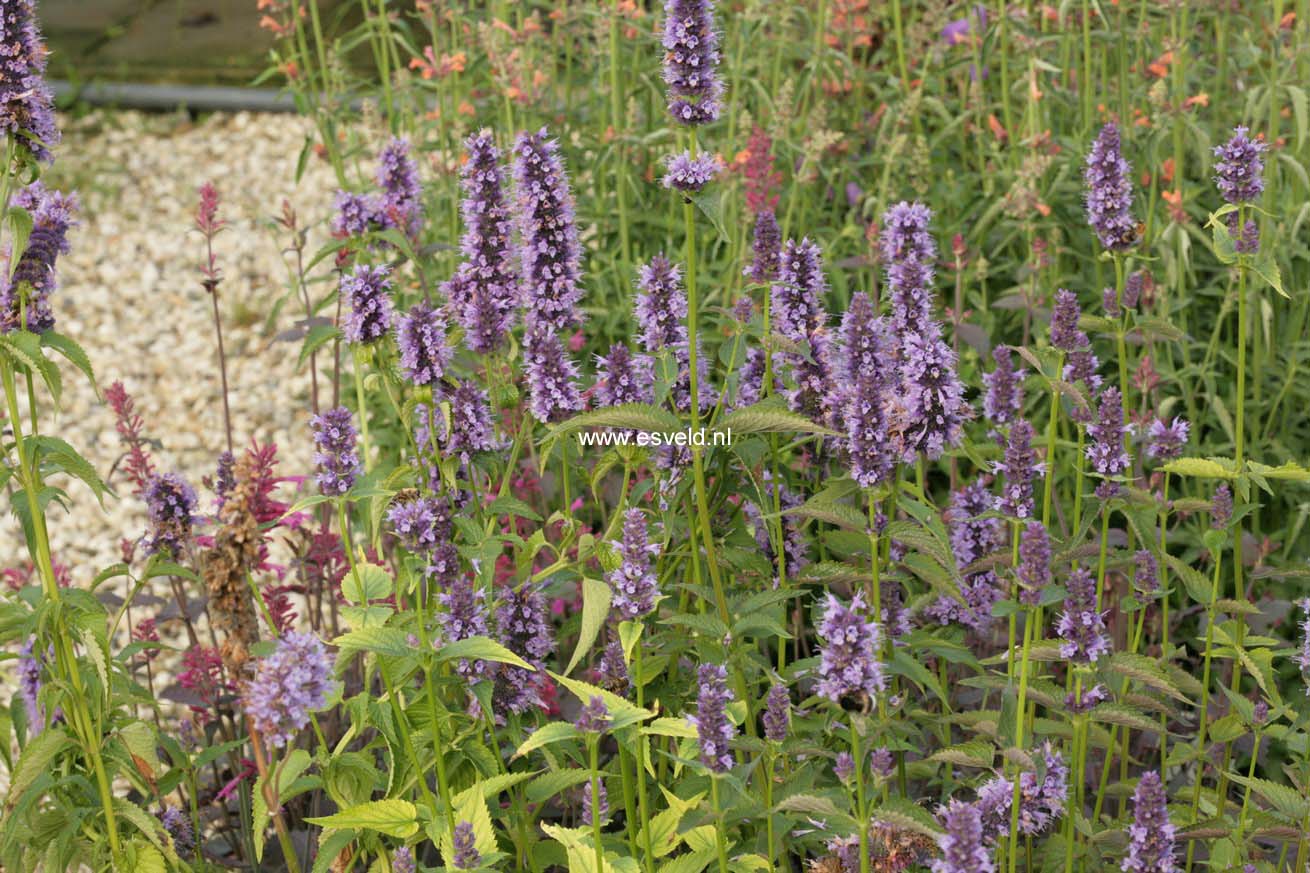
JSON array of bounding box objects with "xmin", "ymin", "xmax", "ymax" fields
[{"xmin": 2, "ymin": 110, "xmax": 339, "ymax": 578}]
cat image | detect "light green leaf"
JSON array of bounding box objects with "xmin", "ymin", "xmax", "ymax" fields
[
  {"xmin": 306, "ymin": 798, "xmax": 419, "ymax": 838},
  {"xmin": 566, "ymin": 578, "xmax": 612, "ymax": 676}
]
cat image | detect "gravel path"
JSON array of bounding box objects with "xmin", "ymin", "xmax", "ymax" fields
[{"xmin": 2, "ymin": 111, "xmax": 338, "ymax": 577}]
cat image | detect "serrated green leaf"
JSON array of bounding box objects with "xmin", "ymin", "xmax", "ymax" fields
[
  {"xmin": 566, "ymin": 577, "xmax": 612, "ymax": 676},
  {"xmin": 306, "ymin": 798, "xmax": 419, "ymax": 838}
]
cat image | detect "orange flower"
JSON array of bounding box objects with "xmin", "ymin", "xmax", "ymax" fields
[
  {"xmin": 1184, "ymin": 93, "xmax": 1209, "ymax": 109},
  {"xmin": 1161, "ymin": 157, "xmax": 1175, "ymax": 184},
  {"xmin": 987, "ymin": 114, "xmax": 1008, "ymax": 142},
  {"xmin": 458, "ymin": 100, "xmax": 475, "ymax": 117}
]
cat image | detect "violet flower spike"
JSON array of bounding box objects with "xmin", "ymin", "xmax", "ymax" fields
[
  {"xmin": 514, "ymin": 128, "xmax": 584, "ymax": 329},
  {"xmin": 375, "ymin": 137, "xmax": 424, "ymax": 240},
  {"xmin": 842, "ymin": 292, "xmax": 894, "ymax": 487},
  {"xmin": 744, "ymin": 209, "xmax": 781, "ymax": 283},
  {"xmin": 241, "ymin": 630, "xmax": 336, "ymax": 748},
  {"xmin": 1084, "ymin": 122, "xmax": 1139, "ymax": 251},
  {"xmin": 1121, "ymin": 771, "xmax": 1178, "ymax": 873},
  {"xmin": 607, "ymin": 508, "xmax": 661, "ymax": 620},
  {"xmin": 933, "ymin": 800, "xmax": 994, "ymax": 873},
  {"xmin": 662, "ymin": 150, "xmax": 722, "ymax": 193},
  {"xmin": 396, "ymin": 301, "xmax": 452, "ymax": 386},
  {"xmin": 995, "ymin": 419, "xmax": 1038, "ymax": 519},
  {"xmin": 453, "ymin": 129, "xmax": 520, "ymax": 352},
  {"xmin": 1057, "ymin": 565, "xmax": 1110, "ymax": 664},
  {"xmin": 771, "ymin": 237, "xmax": 829, "ymax": 342},
  {"xmin": 0, "ymin": 0, "xmax": 59, "ymax": 163},
  {"xmin": 635, "ymin": 255, "xmax": 688, "ymax": 352},
  {"xmin": 595, "ymin": 344, "xmax": 655, "ymax": 407},
  {"xmin": 310, "ymin": 406, "xmax": 361, "ymax": 496},
  {"xmin": 762, "ymin": 681, "xmax": 790, "ymax": 742},
  {"xmin": 1017, "ymin": 521, "xmax": 1051, "ymax": 607},
  {"xmin": 1295, "ymin": 598, "xmax": 1310, "ymax": 695},
  {"xmin": 523, "ymin": 320, "xmax": 584, "ymax": 423},
  {"xmin": 689, "ymin": 663, "xmax": 736, "ymax": 773},
  {"xmin": 880, "ymin": 201, "xmax": 938, "ymax": 332},
  {"xmin": 451, "ymin": 820, "xmax": 481, "ymax": 870},
  {"xmin": 983, "ymin": 345, "xmax": 1025, "ymax": 427},
  {"xmin": 142, "ymin": 472, "xmax": 198, "ymax": 557},
  {"xmin": 662, "ymin": 0, "xmax": 723, "ymax": 125},
  {"xmin": 891, "ymin": 323, "xmax": 969, "ymax": 462},
  {"xmin": 1146, "ymin": 417, "xmax": 1189, "ymax": 461},
  {"xmin": 340, "ymin": 263, "xmax": 395, "ymax": 345},
  {"xmin": 1085, "ymin": 387, "xmax": 1130, "ymax": 477},
  {"xmin": 816, "ymin": 592, "xmax": 886, "ymax": 702},
  {"xmin": 1213, "ymin": 126, "xmax": 1267, "ymax": 205},
  {"xmin": 1, "ymin": 182, "xmax": 78, "ymax": 334}
]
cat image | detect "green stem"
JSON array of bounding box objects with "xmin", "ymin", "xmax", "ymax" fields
[
  {"xmin": 711, "ymin": 776, "xmax": 730, "ymax": 873},
  {"xmin": 850, "ymin": 711, "xmax": 869, "ymax": 873},
  {"xmin": 590, "ymin": 738, "xmax": 606, "ymax": 873},
  {"xmin": 1185, "ymin": 550, "xmax": 1223, "ymax": 872}
]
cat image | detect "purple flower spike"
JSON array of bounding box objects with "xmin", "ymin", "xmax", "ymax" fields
[
  {"xmin": 1133, "ymin": 549, "xmax": 1159, "ymax": 594},
  {"xmin": 575, "ymin": 695, "xmax": 611, "ymax": 734},
  {"xmin": 441, "ymin": 380, "xmax": 499, "ymax": 457},
  {"xmin": 635, "ymin": 255, "xmax": 688, "ymax": 351},
  {"xmin": 933, "ymin": 800, "xmax": 994, "ymax": 873},
  {"xmin": 744, "ymin": 209, "xmax": 781, "ymax": 283},
  {"xmin": 514, "ymin": 129, "xmax": 584, "ymax": 329},
  {"xmin": 1213, "ymin": 126, "xmax": 1267, "ymax": 205},
  {"xmin": 241, "ymin": 631, "xmax": 335, "ymax": 748},
  {"xmin": 452, "ymin": 129, "xmax": 520, "ymax": 353},
  {"xmin": 1066, "ymin": 683, "xmax": 1108, "ymax": 714},
  {"xmin": 397, "ymin": 301, "xmax": 452, "ymax": 386},
  {"xmin": 0, "ymin": 0, "xmax": 59, "ymax": 163},
  {"xmin": 1086, "ymin": 387, "xmax": 1130, "ymax": 477},
  {"xmin": 833, "ymin": 752, "xmax": 855, "ymax": 783},
  {"xmin": 983, "ymin": 346, "xmax": 1025, "ymax": 427},
  {"xmin": 142, "ymin": 472, "xmax": 198, "ymax": 556},
  {"xmin": 332, "ymin": 190, "xmax": 383, "ymax": 238},
  {"xmin": 388, "ymin": 495, "xmax": 442, "ymax": 554},
  {"xmin": 890, "ymin": 324, "xmax": 968, "ymax": 462},
  {"xmin": 607, "ymin": 508, "xmax": 661, "ymax": 620},
  {"xmin": 523, "ymin": 320, "xmax": 584, "ymax": 423},
  {"xmin": 341, "ymin": 263, "xmax": 394, "ymax": 345},
  {"xmin": 496, "ymin": 584, "xmax": 554, "ymax": 665},
  {"xmin": 662, "ymin": 150, "xmax": 722, "ymax": 192},
  {"xmin": 1146, "ymin": 417, "xmax": 1189, "ymax": 460},
  {"xmin": 843, "ymin": 293, "xmax": 894, "ymax": 487},
  {"xmin": 927, "ymin": 478, "xmax": 1005, "ymax": 631},
  {"xmin": 881, "ymin": 201, "xmax": 937, "ymax": 332},
  {"xmin": 995, "ymin": 419, "xmax": 1038, "ymax": 519},
  {"xmin": 1017, "ymin": 521, "xmax": 1051, "ymax": 607},
  {"xmin": 582, "ymin": 777, "xmax": 609, "ymax": 826},
  {"xmin": 159, "ymin": 806, "xmax": 195, "ymax": 855},
  {"xmin": 772, "ymin": 238, "xmax": 828, "ymax": 341},
  {"xmin": 1211, "ymin": 483, "xmax": 1233, "ymax": 529},
  {"xmin": 392, "ymin": 847, "xmax": 415, "ymax": 873},
  {"xmin": 375, "ymin": 137, "xmax": 423, "ymax": 240},
  {"xmin": 18, "ymin": 636, "xmax": 46, "ymax": 730},
  {"xmin": 1084, "ymin": 123, "xmax": 1138, "ymax": 251},
  {"xmin": 1122, "ymin": 771, "xmax": 1178, "ymax": 873},
  {"xmin": 310, "ymin": 406, "xmax": 361, "ymax": 496},
  {"xmin": 1, "ymin": 182, "xmax": 78, "ymax": 334},
  {"xmin": 595, "ymin": 344, "xmax": 655, "ymax": 407},
  {"xmin": 662, "ymin": 0, "xmax": 723, "ymax": 125},
  {"xmin": 816, "ymin": 592, "xmax": 886, "ymax": 702},
  {"xmin": 451, "ymin": 820, "xmax": 481, "ymax": 870},
  {"xmin": 762, "ymin": 682, "xmax": 790, "ymax": 742},
  {"xmin": 1057, "ymin": 565, "xmax": 1110, "ymax": 664},
  {"xmin": 689, "ymin": 663, "xmax": 736, "ymax": 773},
  {"xmin": 1049, "ymin": 289, "xmax": 1088, "ymax": 353},
  {"xmin": 439, "ymin": 576, "xmax": 490, "ymax": 680}
]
